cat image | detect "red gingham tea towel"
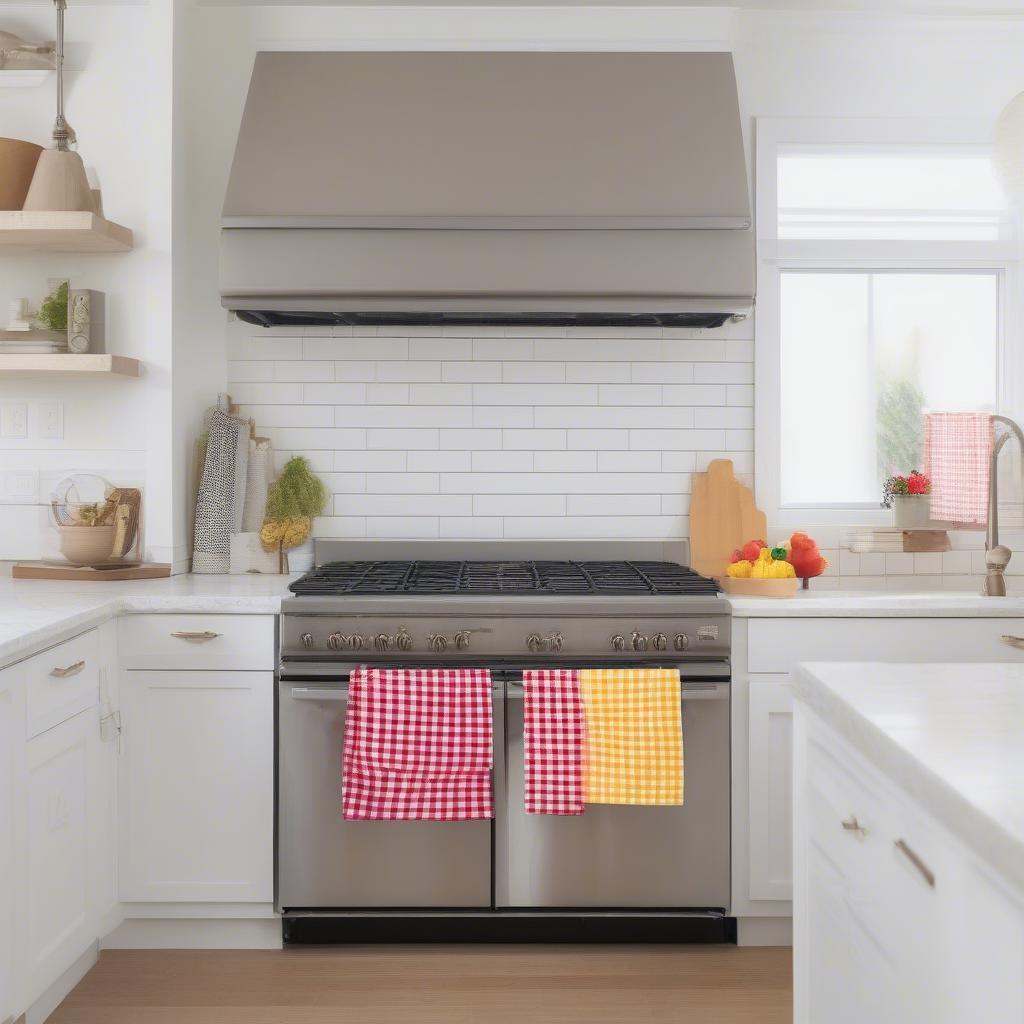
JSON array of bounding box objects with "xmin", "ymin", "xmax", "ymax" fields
[
  {"xmin": 522, "ymin": 669, "xmax": 584, "ymax": 816},
  {"xmin": 342, "ymin": 666, "xmax": 493, "ymax": 821},
  {"xmin": 924, "ymin": 412, "xmax": 994, "ymax": 526}
]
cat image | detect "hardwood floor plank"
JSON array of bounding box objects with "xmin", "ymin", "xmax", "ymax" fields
[{"xmin": 49, "ymin": 946, "xmax": 791, "ymax": 1024}]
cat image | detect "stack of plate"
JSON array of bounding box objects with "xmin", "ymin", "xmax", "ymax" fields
[{"xmin": 0, "ymin": 331, "xmax": 67, "ymax": 354}]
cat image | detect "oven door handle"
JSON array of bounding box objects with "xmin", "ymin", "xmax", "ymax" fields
[
  {"xmin": 504, "ymin": 679, "xmax": 728, "ymax": 701},
  {"xmin": 289, "ymin": 686, "xmax": 349, "ymax": 701}
]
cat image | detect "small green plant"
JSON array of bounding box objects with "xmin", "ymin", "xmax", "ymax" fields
[
  {"xmin": 260, "ymin": 457, "xmax": 328, "ymax": 572},
  {"xmin": 38, "ymin": 281, "xmax": 69, "ymax": 332}
]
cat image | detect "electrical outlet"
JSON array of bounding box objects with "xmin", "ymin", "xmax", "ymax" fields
[
  {"xmin": 0, "ymin": 402, "xmax": 28, "ymax": 439},
  {"xmin": 0, "ymin": 471, "xmax": 37, "ymax": 503},
  {"xmin": 35, "ymin": 400, "xmax": 63, "ymax": 440}
]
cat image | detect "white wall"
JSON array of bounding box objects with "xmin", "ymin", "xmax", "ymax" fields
[{"xmin": 0, "ymin": 2, "xmax": 176, "ymax": 563}]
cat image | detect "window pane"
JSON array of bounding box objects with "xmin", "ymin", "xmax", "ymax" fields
[
  {"xmin": 777, "ymin": 149, "xmax": 1008, "ymax": 240},
  {"xmin": 780, "ymin": 271, "xmax": 998, "ymax": 506}
]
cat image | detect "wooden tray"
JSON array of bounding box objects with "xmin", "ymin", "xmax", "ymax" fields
[
  {"xmin": 719, "ymin": 577, "xmax": 799, "ymax": 599},
  {"xmin": 12, "ymin": 562, "xmax": 171, "ymax": 581}
]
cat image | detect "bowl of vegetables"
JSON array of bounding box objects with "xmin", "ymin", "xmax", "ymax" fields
[{"xmin": 718, "ymin": 535, "xmax": 828, "ymax": 598}]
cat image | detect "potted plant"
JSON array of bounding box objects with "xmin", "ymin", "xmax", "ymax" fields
[
  {"xmin": 882, "ymin": 471, "xmax": 932, "ymax": 528},
  {"xmin": 259, "ymin": 457, "xmax": 328, "ymax": 573}
]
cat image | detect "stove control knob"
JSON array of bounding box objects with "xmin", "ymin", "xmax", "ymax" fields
[
  {"xmin": 327, "ymin": 632, "xmax": 343, "ymax": 651},
  {"xmin": 652, "ymin": 632, "xmax": 668, "ymax": 651},
  {"xmin": 374, "ymin": 633, "xmax": 391, "ymax": 652},
  {"xmin": 300, "ymin": 632, "xmax": 314, "ymax": 649},
  {"xmin": 427, "ymin": 633, "xmax": 449, "ymax": 653},
  {"xmin": 396, "ymin": 628, "xmax": 412, "ymax": 652},
  {"xmin": 610, "ymin": 634, "xmax": 625, "ymax": 652},
  {"xmin": 674, "ymin": 633, "xmax": 690, "ymax": 652},
  {"xmin": 454, "ymin": 630, "xmax": 472, "ymax": 651},
  {"xmin": 349, "ymin": 634, "xmax": 365, "ymax": 651},
  {"xmin": 631, "ymin": 631, "xmax": 649, "ymax": 652}
]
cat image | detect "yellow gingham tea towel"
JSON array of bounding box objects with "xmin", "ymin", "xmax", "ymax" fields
[{"xmin": 579, "ymin": 668, "xmax": 683, "ymax": 805}]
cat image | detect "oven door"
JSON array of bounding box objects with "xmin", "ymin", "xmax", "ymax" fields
[
  {"xmin": 496, "ymin": 664, "xmax": 730, "ymax": 910},
  {"xmin": 277, "ymin": 672, "xmax": 499, "ymax": 911}
]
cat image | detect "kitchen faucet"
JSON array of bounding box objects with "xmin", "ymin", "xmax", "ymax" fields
[{"xmin": 984, "ymin": 415, "xmax": 1024, "ymax": 596}]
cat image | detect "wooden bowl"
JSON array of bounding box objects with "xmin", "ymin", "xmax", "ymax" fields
[
  {"xmin": 719, "ymin": 577, "xmax": 799, "ymax": 598},
  {"xmin": 0, "ymin": 138, "xmax": 43, "ymax": 210}
]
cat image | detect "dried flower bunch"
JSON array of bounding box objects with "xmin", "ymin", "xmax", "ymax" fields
[{"xmin": 260, "ymin": 457, "xmax": 328, "ymax": 572}]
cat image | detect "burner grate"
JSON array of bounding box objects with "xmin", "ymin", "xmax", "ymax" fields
[{"xmin": 289, "ymin": 560, "xmax": 719, "ymax": 597}]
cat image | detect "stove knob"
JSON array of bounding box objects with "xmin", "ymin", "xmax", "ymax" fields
[
  {"xmin": 674, "ymin": 633, "xmax": 690, "ymax": 652},
  {"xmin": 349, "ymin": 634, "xmax": 365, "ymax": 651},
  {"xmin": 454, "ymin": 630, "xmax": 471, "ymax": 651},
  {"xmin": 396, "ymin": 628, "xmax": 412, "ymax": 652},
  {"xmin": 610, "ymin": 634, "xmax": 625, "ymax": 652},
  {"xmin": 652, "ymin": 632, "xmax": 668, "ymax": 651},
  {"xmin": 631, "ymin": 631, "xmax": 649, "ymax": 652},
  {"xmin": 300, "ymin": 632, "xmax": 314, "ymax": 649},
  {"xmin": 327, "ymin": 632, "xmax": 343, "ymax": 651},
  {"xmin": 427, "ymin": 633, "xmax": 448, "ymax": 653},
  {"xmin": 374, "ymin": 633, "xmax": 391, "ymax": 652}
]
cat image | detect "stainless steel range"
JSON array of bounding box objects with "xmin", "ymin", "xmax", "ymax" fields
[{"xmin": 277, "ymin": 541, "xmax": 733, "ymax": 943}]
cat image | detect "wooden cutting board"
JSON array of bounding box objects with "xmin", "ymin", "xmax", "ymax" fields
[
  {"xmin": 12, "ymin": 562, "xmax": 171, "ymax": 580},
  {"xmin": 689, "ymin": 459, "xmax": 767, "ymax": 579}
]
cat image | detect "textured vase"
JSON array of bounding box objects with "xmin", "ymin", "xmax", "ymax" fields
[
  {"xmin": 22, "ymin": 149, "xmax": 96, "ymax": 212},
  {"xmin": 891, "ymin": 494, "xmax": 933, "ymax": 529}
]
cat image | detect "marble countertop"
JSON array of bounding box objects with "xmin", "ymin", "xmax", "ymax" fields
[
  {"xmin": 0, "ymin": 573, "xmax": 294, "ymax": 668},
  {"xmin": 726, "ymin": 589, "xmax": 1024, "ymax": 617},
  {"xmin": 794, "ymin": 661, "xmax": 1024, "ymax": 895}
]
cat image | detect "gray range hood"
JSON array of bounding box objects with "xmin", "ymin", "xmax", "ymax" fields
[{"xmin": 221, "ymin": 51, "xmax": 754, "ymax": 329}]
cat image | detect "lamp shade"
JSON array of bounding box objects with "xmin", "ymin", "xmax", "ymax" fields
[{"xmin": 995, "ymin": 91, "xmax": 1024, "ymax": 209}]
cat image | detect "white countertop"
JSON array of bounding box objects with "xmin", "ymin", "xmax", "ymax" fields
[
  {"xmin": 793, "ymin": 661, "xmax": 1024, "ymax": 895},
  {"xmin": 0, "ymin": 573, "xmax": 294, "ymax": 668},
  {"xmin": 727, "ymin": 589, "xmax": 1024, "ymax": 617}
]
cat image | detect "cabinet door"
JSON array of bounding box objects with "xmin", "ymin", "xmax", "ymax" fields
[
  {"xmin": 25, "ymin": 709, "xmax": 96, "ymax": 1005},
  {"xmin": 120, "ymin": 670, "xmax": 273, "ymax": 901},
  {"xmin": 0, "ymin": 668, "xmax": 25, "ymax": 1021},
  {"xmin": 748, "ymin": 674, "xmax": 793, "ymax": 900}
]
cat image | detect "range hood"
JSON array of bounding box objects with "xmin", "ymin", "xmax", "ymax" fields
[{"xmin": 221, "ymin": 51, "xmax": 754, "ymax": 329}]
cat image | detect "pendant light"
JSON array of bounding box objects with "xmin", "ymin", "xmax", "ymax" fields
[
  {"xmin": 995, "ymin": 91, "xmax": 1024, "ymax": 211},
  {"xmin": 22, "ymin": 0, "xmax": 95, "ymax": 213}
]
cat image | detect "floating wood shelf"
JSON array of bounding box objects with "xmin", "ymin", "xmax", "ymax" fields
[
  {"xmin": 0, "ymin": 353, "xmax": 141, "ymax": 376},
  {"xmin": 0, "ymin": 211, "xmax": 133, "ymax": 253}
]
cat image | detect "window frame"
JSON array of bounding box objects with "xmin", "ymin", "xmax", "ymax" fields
[{"xmin": 755, "ymin": 117, "xmax": 1023, "ymax": 527}]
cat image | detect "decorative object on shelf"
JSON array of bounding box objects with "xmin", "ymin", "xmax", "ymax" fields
[
  {"xmin": 229, "ymin": 531, "xmax": 280, "ymax": 575},
  {"xmin": 882, "ymin": 470, "xmax": 937, "ymax": 528},
  {"xmin": 36, "ymin": 277, "xmax": 69, "ymax": 332},
  {"xmin": 0, "ymin": 30, "xmax": 55, "ymax": 71},
  {"xmin": 260, "ymin": 456, "xmax": 328, "ymax": 574},
  {"xmin": 0, "ymin": 137, "xmax": 42, "ymax": 208},
  {"xmin": 22, "ymin": 0, "xmax": 96, "ymax": 214},
  {"xmin": 690, "ymin": 458, "xmax": 767, "ymax": 579},
  {"xmin": 996, "ymin": 90, "xmax": 1024, "ymax": 209},
  {"xmin": 192, "ymin": 399, "xmax": 250, "ymax": 574},
  {"xmin": 68, "ymin": 287, "xmax": 102, "ymax": 352},
  {"xmin": 844, "ymin": 526, "xmax": 951, "ymax": 553},
  {"xmin": 45, "ymin": 473, "xmax": 143, "ymax": 568},
  {"xmin": 6, "ymin": 298, "xmax": 33, "ymax": 331}
]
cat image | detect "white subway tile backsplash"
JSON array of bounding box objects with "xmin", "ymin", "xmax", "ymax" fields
[
  {"xmin": 727, "ymin": 385, "xmax": 755, "ymax": 407},
  {"xmin": 941, "ymin": 550, "xmax": 973, "ymax": 575},
  {"xmin": 263, "ymin": 427, "xmax": 366, "ymax": 450},
  {"xmin": 410, "ymin": 383, "xmax": 474, "ymax": 406},
  {"xmin": 598, "ymin": 384, "xmax": 662, "ymax": 406},
  {"xmin": 443, "ymin": 362, "xmax": 502, "ymax": 383},
  {"xmin": 566, "ymin": 362, "xmax": 630, "ymax": 383},
  {"xmin": 410, "ymin": 338, "xmax": 474, "ymax": 361},
  {"xmin": 304, "ymin": 337, "xmax": 409, "ymax": 361},
  {"xmin": 334, "ymin": 450, "xmax": 406, "ymax": 472},
  {"xmin": 567, "ymin": 429, "xmax": 628, "ymax": 451},
  {"xmin": 472, "ymin": 406, "xmax": 534, "ymax": 428},
  {"xmin": 662, "ymin": 385, "xmax": 727, "ymax": 406},
  {"xmin": 375, "ymin": 361, "xmax": 443, "ymax": 382},
  {"xmin": 440, "ymin": 517, "xmax": 504, "ymax": 538},
  {"xmin": 694, "ymin": 407, "xmax": 754, "ymax": 429},
  {"xmin": 344, "ymin": 494, "xmax": 472, "ymax": 517},
  {"xmin": 366, "ymin": 428, "xmax": 439, "ymax": 450},
  {"xmin": 693, "ymin": 362, "xmax": 755, "ymax": 385},
  {"xmin": 502, "ymin": 362, "xmax": 566, "ymax": 383},
  {"xmin": 535, "ymin": 451, "xmax": 598, "ymax": 473},
  {"xmin": 335, "ymin": 406, "xmax": 472, "ymax": 428},
  {"xmin": 631, "ymin": 362, "xmax": 694, "ymax": 384},
  {"xmin": 302, "ymin": 383, "xmax": 367, "ymax": 405},
  {"xmin": 228, "ymin": 360, "xmax": 276, "ymax": 382},
  {"xmin": 597, "ymin": 451, "xmax": 661, "ymax": 473},
  {"xmin": 407, "ymin": 451, "xmax": 472, "ymax": 472},
  {"xmin": 364, "ymin": 384, "xmax": 411, "ymax": 405},
  {"xmin": 473, "ymin": 494, "xmax": 566, "ymax": 517},
  {"xmin": 237, "ymin": 405, "xmax": 334, "ymax": 428},
  {"xmin": 566, "ymin": 494, "xmax": 663, "ymax": 516},
  {"xmin": 884, "ymin": 552, "xmax": 916, "ymax": 575},
  {"xmin": 229, "ymin": 382, "xmax": 303, "ymax": 405},
  {"xmin": 440, "ymin": 428, "xmax": 502, "ymax": 450},
  {"xmin": 365, "ymin": 473, "xmax": 441, "ymax": 493},
  {"xmin": 471, "ymin": 451, "xmax": 534, "ymax": 472},
  {"xmin": 473, "ymin": 338, "xmax": 534, "ymax": 360},
  {"xmin": 474, "ymin": 384, "xmax": 598, "ymax": 406},
  {"xmin": 535, "ymin": 407, "xmax": 695, "ymax": 429},
  {"xmin": 335, "ymin": 361, "xmax": 379, "ymax": 382},
  {"xmin": 274, "ymin": 361, "xmax": 335, "ymax": 383},
  {"xmin": 913, "ymin": 552, "xmax": 943, "ymax": 575},
  {"xmin": 366, "ymin": 516, "xmax": 440, "ymax": 538},
  {"xmin": 502, "ymin": 429, "xmax": 566, "ymax": 450},
  {"xmin": 629, "ymin": 429, "xmax": 725, "ymax": 451}
]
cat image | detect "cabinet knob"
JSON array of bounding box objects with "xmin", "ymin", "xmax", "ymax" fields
[
  {"xmin": 50, "ymin": 659, "xmax": 85, "ymax": 678},
  {"xmin": 841, "ymin": 815, "xmax": 868, "ymax": 838},
  {"xmin": 652, "ymin": 632, "xmax": 668, "ymax": 651},
  {"xmin": 1001, "ymin": 635, "xmax": 1024, "ymax": 650},
  {"xmin": 894, "ymin": 838, "xmax": 935, "ymax": 888},
  {"xmin": 170, "ymin": 630, "xmax": 220, "ymax": 642}
]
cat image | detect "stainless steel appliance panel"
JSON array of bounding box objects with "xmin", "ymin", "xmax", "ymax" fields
[
  {"xmin": 498, "ymin": 680, "xmax": 730, "ymax": 909},
  {"xmin": 277, "ymin": 679, "xmax": 495, "ymax": 909}
]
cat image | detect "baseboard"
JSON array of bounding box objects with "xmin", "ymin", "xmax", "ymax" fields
[
  {"xmin": 100, "ymin": 917, "xmax": 282, "ymax": 950},
  {"xmin": 736, "ymin": 916, "xmax": 792, "ymax": 947},
  {"xmin": 26, "ymin": 943, "xmax": 97, "ymax": 1024}
]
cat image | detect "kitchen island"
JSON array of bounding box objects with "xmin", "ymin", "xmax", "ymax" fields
[{"xmin": 792, "ymin": 661, "xmax": 1024, "ymax": 1023}]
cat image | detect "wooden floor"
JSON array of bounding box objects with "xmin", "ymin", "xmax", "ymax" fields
[{"xmin": 50, "ymin": 946, "xmax": 791, "ymax": 1024}]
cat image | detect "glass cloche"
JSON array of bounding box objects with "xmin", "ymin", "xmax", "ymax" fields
[{"xmin": 47, "ymin": 474, "xmax": 143, "ymax": 568}]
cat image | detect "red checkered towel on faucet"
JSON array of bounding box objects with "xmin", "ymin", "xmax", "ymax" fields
[
  {"xmin": 924, "ymin": 412, "xmax": 994, "ymax": 526},
  {"xmin": 342, "ymin": 666, "xmax": 494, "ymax": 820},
  {"xmin": 522, "ymin": 669, "xmax": 585, "ymax": 815}
]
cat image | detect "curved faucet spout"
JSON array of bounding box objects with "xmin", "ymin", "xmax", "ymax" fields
[{"xmin": 984, "ymin": 415, "xmax": 1024, "ymax": 597}]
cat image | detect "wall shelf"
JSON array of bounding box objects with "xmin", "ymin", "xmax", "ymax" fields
[
  {"xmin": 0, "ymin": 353, "xmax": 141, "ymax": 376},
  {"xmin": 0, "ymin": 211, "xmax": 133, "ymax": 253}
]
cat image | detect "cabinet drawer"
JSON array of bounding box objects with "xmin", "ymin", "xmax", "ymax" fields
[
  {"xmin": 749, "ymin": 617, "xmax": 1024, "ymax": 674},
  {"xmin": 118, "ymin": 614, "xmax": 275, "ymax": 671},
  {"xmin": 23, "ymin": 630, "xmax": 100, "ymax": 739}
]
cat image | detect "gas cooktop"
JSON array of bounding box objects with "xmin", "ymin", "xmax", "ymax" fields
[{"xmin": 288, "ymin": 559, "xmax": 720, "ymax": 597}]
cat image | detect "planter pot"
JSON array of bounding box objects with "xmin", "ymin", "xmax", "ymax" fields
[
  {"xmin": 891, "ymin": 494, "xmax": 933, "ymax": 529},
  {"xmin": 0, "ymin": 138, "xmax": 43, "ymax": 210},
  {"xmin": 58, "ymin": 524, "xmax": 115, "ymax": 566},
  {"xmin": 287, "ymin": 539, "xmax": 315, "ymax": 573}
]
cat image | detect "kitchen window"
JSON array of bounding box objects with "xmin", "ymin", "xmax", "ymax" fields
[{"xmin": 755, "ymin": 119, "xmax": 1020, "ymax": 525}]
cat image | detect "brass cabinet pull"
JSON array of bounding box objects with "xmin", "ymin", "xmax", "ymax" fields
[
  {"xmin": 895, "ymin": 838, "xmax": 936, "ymax": 888},
  {"xmin": 841, "ymin": 815, "xmax": 868, "ymax": 837},
  {"xmin": 1001, "ymin": 635, "xmax": 1024, "ymax": 650},
  {"xmin": 170, "ymin": 630, "xmax": 221, "ymax": 642},
  {"xmin": 50, "ymin": 659, "xmax": 85, "ymax": 678}
]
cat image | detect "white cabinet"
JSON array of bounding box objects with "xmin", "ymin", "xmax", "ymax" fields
[
  {"xmin": 747, "ymin": 674, "xmax": 793, "ymax": 900},
  {"xmin": 0, "ymin": 662, "xmax": 26, "ymax": 1021},
  {"xmin": 794, "ymin": 705, "xmax": 1024, "ymax": 1024},
  {"xmin": 119, "ymin": 670, "xmax": 274, "ymax": 902}
]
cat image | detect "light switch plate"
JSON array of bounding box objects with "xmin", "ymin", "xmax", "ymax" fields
[
  {"xmin": 34, "ymin": 400, "xmax": 63, "ymax": 440},
  {"xmin": 0, "ymin": 402, "xmax": 28, "ymax": 439}
]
